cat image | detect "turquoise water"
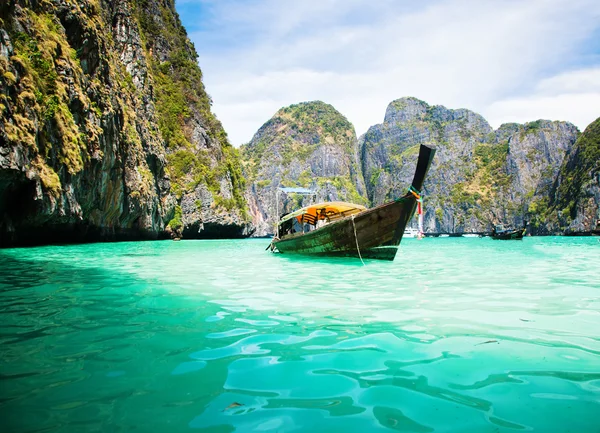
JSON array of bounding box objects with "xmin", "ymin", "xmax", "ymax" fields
[{"xmin": 1, "ymin": 237, "xmax": 599, "ymax": 432}]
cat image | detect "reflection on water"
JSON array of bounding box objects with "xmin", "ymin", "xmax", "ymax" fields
[{"xmin": 0, "ymin": 237, "xmax": 599, "ymax": 432}]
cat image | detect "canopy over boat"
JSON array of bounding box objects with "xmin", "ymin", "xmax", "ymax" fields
[{"xmin": 280, "ymin": 201, "xmax": 367, "ymax": 224}]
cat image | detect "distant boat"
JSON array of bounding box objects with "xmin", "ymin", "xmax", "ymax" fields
[
  {"xmin": 463, "ymin": 233, "xmax": 479, "ymax": 238},
  {"xmin": 593, "ymin": 219, "xmax": 600, "ymax": 236},
  {"xmin": 403, "ymin": 227, "xmax": 419, "ymax": 238},
  {"xmin": 439, "ymin": 234, "xmax": 449, "ymax": 237},
  {"xmin": 268, "ymin": 145, "xmax": 436, "ymax": 261},
  {"xmin": 491, "ymin": 223, "xmax": 526, "ymax": 240}
]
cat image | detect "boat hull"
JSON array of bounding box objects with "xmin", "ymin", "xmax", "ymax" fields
[{"xmin": 274, "ymin": 198, "xmax": 417, "ymax": 261}]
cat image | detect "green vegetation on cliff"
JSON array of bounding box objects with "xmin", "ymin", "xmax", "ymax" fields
[
  {"xmin": 1, "ymin": 10, "xmax": 103, "ymax": 195},
  {"xmin": 551, "ymin": 117, "xmax": 600, "ymax": 226},
  {"xmin": 241, "ymin": 101, "xmax": 367, "ymax": 235},
  {"xmin": 243, "ymin": 101, "xmax": 358, "ymax": 182},
  {"xmin": 448, "ymin": 142, "xmax": 512, "ymax": 222},
  {"xmin": 278, "ymin": 101, "xmax": 356, "ymax": 153},
  {"xmin": 133, "ymin": 0, "xmax": 246, "ymax": 215},
  {"xmin": 242, "ymin": 101, "xmax": 364, "ymax": 200}
]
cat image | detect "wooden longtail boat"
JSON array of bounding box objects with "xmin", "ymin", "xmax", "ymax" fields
[
  {"xmin": 490, "ymin": 224, "xmax": 526, "ymax": 240},
  {"xmin": 268, "ymin": 144, "xmax": 436, "ymax": 261}
]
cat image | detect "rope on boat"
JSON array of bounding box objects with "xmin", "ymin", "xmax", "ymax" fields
[
  {"xmin": 408, "ymin": 185, "xmax": 422, "ymax": 201},
  {"xmin": 409, "ymin": 185, "xmax": 425, "ymax": 238},
  {"xmin": 351, "ymin": 214, "xmax": 365, "ymax": 266}
]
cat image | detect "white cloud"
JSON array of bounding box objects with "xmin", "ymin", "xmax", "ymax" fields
[
  {"xmin": 181, "ymin": 0, "xmax": 600, "ymax": 145},
  {"xmin": 535, "ymin": 67, "xmax": 600, "ymax": 95},
  {"xmin": 485, "ymin": 66, "xmax": 600, "ymax": 130},
  {"xmin": 486, "ymin": 92, "xmax": 600, "ymax": 131}
]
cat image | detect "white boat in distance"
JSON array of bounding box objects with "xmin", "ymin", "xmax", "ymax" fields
[{"xmin": 403, "ymin": 227, "xmax": 420, "ymax": 238}]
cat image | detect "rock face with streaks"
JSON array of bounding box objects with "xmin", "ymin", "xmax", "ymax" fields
[
  {"xmin": 0, "ymin": 0, "xmax": 249, "ymax": 247},
  {"xmin": 548, "ymin": 116, "xmax": 600, "ymax": 234},
  {"xmin": 359, "ymin": 97, "xmax": 580, "ymax": 234},
  {"xmin": 241, "ymin": 101, "xmax": 367, "ymax": 236},
  {"xmin": 498, "ymin": 120, "xmax": 580, "ymax": 233}
]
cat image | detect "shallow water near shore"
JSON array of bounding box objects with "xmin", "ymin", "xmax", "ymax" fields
[{"xmin": 1, "ymin": 237, "xmax": 599, "ymax": 432}]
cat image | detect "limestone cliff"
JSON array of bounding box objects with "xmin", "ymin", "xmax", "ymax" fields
[
  {"xmin": 241, "ymin": 101, "xmax": 367, "ymax": 236},
  {"xmin": 549, "ymin": 116, "xmax": 600, "ymax": 234},
  {"xmin": 0, "ymin": 0, "xmax": 249, "ymax": 247},
  {"xmin": 360, "ymin": 97, "xmax": 580, "ymax": 233},
  {"xmin": 498, "ymin": 120, "xmax": 579, "ymax": 233}
]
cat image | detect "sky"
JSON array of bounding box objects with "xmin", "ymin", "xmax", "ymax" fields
[{"xmin": 175, "ymin": 0, "xmax": 600, "ymax": 146}]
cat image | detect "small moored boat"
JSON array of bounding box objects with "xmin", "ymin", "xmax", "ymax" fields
[
  {"xmin": 403, "ymin": 227, "xmax": 419, "ymax": 238},
  {"xmin": 592, "ymin": 219, "xmax": 600, "ymax": 236},
  {"xmin": 268, "ymin": 145, "xmax": 436, "ymax": 261},
  {"xmin": 491, "ymin": 223, "xmax": 526, "ymax": 240}
]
